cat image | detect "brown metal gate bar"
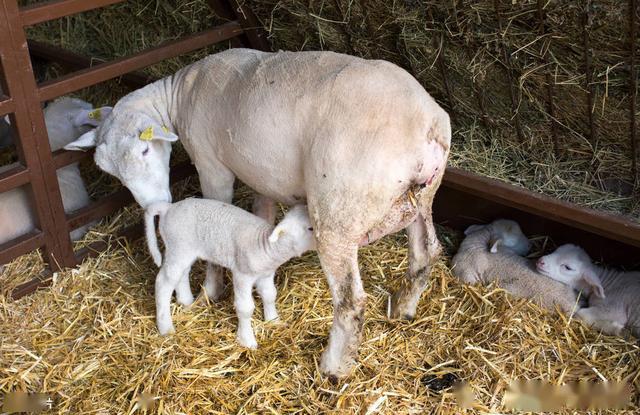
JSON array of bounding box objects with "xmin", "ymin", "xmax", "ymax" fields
[{"xmin": 0, "ymin": 0, "xmax": 266, "ymax": 298}]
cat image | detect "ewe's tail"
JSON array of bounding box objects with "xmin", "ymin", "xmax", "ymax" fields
[{"xmin": 145, "ymin": 202, "xmax": 171, "ymax": 267}]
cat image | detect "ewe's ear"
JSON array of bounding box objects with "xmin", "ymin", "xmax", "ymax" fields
[
  {"xmin": 64, "ymin": 129, "xmax": 97, "ymax": 151},
  {"xmin": 489, "ymin": 238, "xmax": 501, "ymax": 253},
  {"xmin": 73, "ymin": 106, "xmax": 113, "ymax": 127},
  {"xmin": 581, "ymin": 268, "xmax": 605, "ymax": 299},
  {"xmin": 268, "ymin": 226, "xmax": 286, "ymax": 244},
  {"xmin": 464, "ymin": 224, "xmax": 485, "ymax": 236},
  {"xmin": 138, "ymin": 125, "xmax": 178, "ymax": 142}
]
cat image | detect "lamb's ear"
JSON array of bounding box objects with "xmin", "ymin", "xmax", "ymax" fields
[
  {"xmin": 581, "ymin": 268, "xmax": 605, "ymax": 299},
  {"xmin": 489, "ymin": 238, "xmax": 502, "ymax": 253},
  {"xmin": 268, "ymin": 226, "xmax": 286, "ymax": 244},
  {"xmin": 64, "ymin": 129, "xmax": 97, "ymax": 151},
  {"xmin": 73, "ymin": 106, "xmax": 113, "ymax": 127},
  {"xmin": 464, "ymin": 224, "xmax": 485, "ymax": 236},
  {"xmin": 139, "ymin": 125, "xmax": 178, "ymax": 142},
  {"xmin": 3, "ymin": 114, "xmax": 10, "ymax": 125}
]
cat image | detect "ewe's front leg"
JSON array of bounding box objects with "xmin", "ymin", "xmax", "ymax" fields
[
  {"xmin": 255, "ymin": 273, "xmax": 279, "ymax": 322},
  {"xmin": 317, "ymin": 239, "xmax": 366, "ymax": 381},
  {"xmin": 232, "ymin": 272, "xmax": 258, "ymax": 349},
  {"xmin": 391, "ymin": 212, "xmax": 442, "ymax": 320},
  {"xmin": 200, "ymin": 166, "xmax": 235, "ymax": 301},
  {"xmin": 252, "ymin": 194, "xmax": 277, "ymax": 225}
]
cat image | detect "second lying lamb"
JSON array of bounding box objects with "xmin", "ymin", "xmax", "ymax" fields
[
  {"xmin": 145, "ymin": 198, "xmax": 316, "ymax": 348},
  {"xmin": 537, "ymin": 244, "xmax": 639, "ymax": 338},
  {"xmin": 451, "ymin": 219, "xmax": 580, "ymax": 313}
]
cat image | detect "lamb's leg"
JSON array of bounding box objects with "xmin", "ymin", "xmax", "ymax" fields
[
  {"xmin": 175, "ymin": 270, "xmax": 195, "ymax": 307},
  {"xmin": 155, "ymin": 262, "xmax": 185, "ymax": 335},
  {"xmin": 391, "ymin": 211, "xmax": 442, "ymax": 320},
  {"xmin": 577, "ymin": 307, "xmax": 626, "ymax": 336},
  {"xmin": 199, "ymin": 165, "xmax": 235, "ymax": 301},
  {"xmin": 232, "ymin": 272, "xmax": 258, "ymax": 349},
  {"xmin": 255, "ymin": 272, "xmax": 279, "ymax": 322},
  {"xmin": 252, "ymin": 194, "xmax": 277, "ymax": 225},
  {"xmin": 317, "ymin": 237, "xmax": 365, "ymax": 380}
]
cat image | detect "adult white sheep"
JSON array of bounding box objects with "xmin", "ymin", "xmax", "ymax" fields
[
  {"xmin": 64, "ymin": 48, "xmax": 451, "ymax": 379},
  {"xmin": 0, "ymin": 97, "xmax": 111, "ymax": 246}
]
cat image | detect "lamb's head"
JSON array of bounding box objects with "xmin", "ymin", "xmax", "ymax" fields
[
  {"xmin": 64, "ymin": 108, "xmax": 178, "ymax": 208},
  {"xmin": 464, "ymin": 219, "xmax": 530, "ymax": 256},
  {"xmin": 268, "ymin": 205, "xmax": 316, "ymax": 257},
  {"xmin": 536, "ymin": 244, "xmax": 605, "ymax": 298}
]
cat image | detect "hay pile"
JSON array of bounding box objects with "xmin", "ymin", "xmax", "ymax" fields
[
  {"xmin": 247, "ymin": 0, "xmax": 640, "ymax": 218},
  {"xmin": 2, "ymin": 191, "xmax": 639, "ymax": 413}
]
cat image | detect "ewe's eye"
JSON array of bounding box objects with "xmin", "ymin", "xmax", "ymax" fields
[
  {"xmin": 562, "ymin": 264, "xmax": 573, "ymax": 271},
  {"xmin": 308, "ymin": 227, "xmax": 314, "ymax": 231},
  {"xmin": 142, "ymin": 145, "xmax": 149, "ymax": 156}
]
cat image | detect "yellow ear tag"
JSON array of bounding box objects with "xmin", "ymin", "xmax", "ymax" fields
[
  {"xmin": 139, "ymin": 126, "xmax": 154, "ymax": 141},
  {"xmin": 88, "ymin": 108, "xmax": 102, "ymax": 120},
  {"xmin": 161, "ymin": 125, "xmax": 169, "ymax": 133}
]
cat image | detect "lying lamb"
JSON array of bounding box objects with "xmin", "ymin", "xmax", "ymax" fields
[
  {"xmin": 451, "ymin": 220, "xmax": 580, "ymax": 313},
  {"xmin": 0, "ymin": 98, "xmax": 111, "ymax": 245},
  {"xmin": 145, "ymin": 199, "xmax": 316, "ymax": 348},
  {"xmin": 537, "ymin": 244, "xmax": 639, "ymax": 337}
]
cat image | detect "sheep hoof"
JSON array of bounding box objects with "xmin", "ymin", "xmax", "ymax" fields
[{"xmin": 237, "ymin": 335, "xmax": 258, "ymax": 350}]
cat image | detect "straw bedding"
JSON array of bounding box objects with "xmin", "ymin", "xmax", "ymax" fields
[
  {"xmin": 1, "ymin": 0, "xmax": 639, "ymax": 413},
  {"xmin": 2, "ymin": 182, "xmax": 639, "ymax": 414}
]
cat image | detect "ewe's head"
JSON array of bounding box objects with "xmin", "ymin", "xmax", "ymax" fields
[
  {"xmin": 64, "ymin": 108, "xmax": 177, "ymax": 209},
  {"xmin": 464, "ymin": 219, "xmax": 530, "ymax": 256},
  {"xmin": 536, "ymin": 244, "xmax": 604, "ymax": 298},
  {"xmin": 268, "ymin": 205, "xmax": 316, "ymax": 257}
]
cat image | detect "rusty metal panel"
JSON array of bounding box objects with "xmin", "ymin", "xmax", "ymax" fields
[
  {"xmin": 0, "ymin": 0, "xmax": 76, "ymax": 268},
  {"xmin": 0, "ymin": 95, "xmax": 15, "ymax": 116},
  {"xmin": 442, "ymin": 168, "xmax": 640, "ymax": 250},
  {"xmin": 0, "ymin": 164, "xmax": 30, "ymax": 193},
  {"xmin": 20, "ymin": 0, "xmax": 125, "ymax": 26},
  {"xmin": 0, "ymin": 230, "xmax": 44, "ymax": 265},
  {"xmin": 38, "ymin": 21, "xmax": 243, "ymax": 101}
]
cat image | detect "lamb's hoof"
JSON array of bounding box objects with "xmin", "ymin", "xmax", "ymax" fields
[
  {"xmin": 177, "ymin": 297, "xmax": 195, "ymax": 308},
  {"xmin": 265, "ymin": 316, "xmax": 283, "ymax": 326},
  {"xmin": 237, "ymin": 336, "xmax": 258, "ymax": 350},
  {"xmin": 157, "ymin": 325, "xmax": 175, "ymax": 336}
]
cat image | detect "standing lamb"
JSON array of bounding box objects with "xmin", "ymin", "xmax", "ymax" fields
[
  {"xmin": 0, "ymin": 98, "xmax": 111, "ymax": 246},
  {"xmin": 64, "ymin": 49, "xmax": 450, "ymax": 378},
  {"xmin": 536, "ymin": 244, "xmax": 639, "ymax": 337},
  {"xmin": 144, "ymin": 199, "xmax": 316, "ymax": 348},
  {"xmin": 451, "ymin": 220, "xmax": 580, "ymax": 313}
]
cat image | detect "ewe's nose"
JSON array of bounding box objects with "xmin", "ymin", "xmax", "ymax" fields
[{"xmin": 536, "ymin": 258, "xmax": 545, "ymax": 269}]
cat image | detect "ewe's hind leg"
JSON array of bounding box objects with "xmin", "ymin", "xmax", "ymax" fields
[
  {"xmin": 316, "ymin": 235, "xmax": 365, "ymax": 380},
  {"xmin": 255, "ymin": 273, "xmax": 279, "ymax": 322},
  {"xmin": 200, "ymin": 164, "xmax": 235, "ymax": 300},
  {"xmin": 577, "ymin": 307, "xmax": 626, "ymax": 336},
  {"xmin": 391, "ymin": 212, "xmax": 442, "ymax": 320},
  {"xmin": 232, "ymin": 272, "xmax": 258, "ymax": 349},
  {"xmin": 252, "ymin": 194, "xmax": 277, "ymax": 225}
]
